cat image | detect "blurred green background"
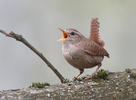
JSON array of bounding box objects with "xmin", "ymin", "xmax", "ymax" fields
[{"xmin": 0, "ymin": 0, "xmax": 135, "ymax": 90}]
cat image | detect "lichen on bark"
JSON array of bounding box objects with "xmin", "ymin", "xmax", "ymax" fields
[{"xmin": 0, "ymin": 69, "xmax": 136, "ymax": 100}]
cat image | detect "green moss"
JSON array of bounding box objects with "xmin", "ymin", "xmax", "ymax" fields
[
  {"xmin": 93, "ymin": 69, "xmax": 108, "ymax": 80},
  {"xmin": 130, "ymin": 73, "xmax": 136, "ymax": 79},
  {"xmin": 125, "ymin": 68, "xmax": 131, "ymax": 73},
  {"xmin": 73, "ymin": 77, "xmax": 83, "ymax": 81},
  {"xmin": 29, "ymin": 82, "xmax": 50, "ymax": 88}
]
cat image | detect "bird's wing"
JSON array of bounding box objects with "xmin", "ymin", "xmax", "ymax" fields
[
  {"xmin": 77, "ymin": 40, "xmax": 109, "ymax": 58},
  {"xmin": 89, "ymin": 18, "xmax": 105, "ymax": 47}
]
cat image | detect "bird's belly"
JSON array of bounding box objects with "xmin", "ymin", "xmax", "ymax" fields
[{"xmin": 62, "ymin": 46, "xmax": 103, "ymax": 69}]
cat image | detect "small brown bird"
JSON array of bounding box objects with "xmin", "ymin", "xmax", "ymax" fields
[{"xmin": 59, "ymin": 18, "xmax": 109, "ymax": 78}]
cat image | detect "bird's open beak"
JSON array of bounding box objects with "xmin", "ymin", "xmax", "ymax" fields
[{"xmin": 58, "ymin": 28, "xmax": 69, "ymax": 41}]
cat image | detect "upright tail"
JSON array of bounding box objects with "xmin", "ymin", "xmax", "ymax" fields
[{"xmin": 89, "ymin": 18, "xmax": 105, "ymax": 47}]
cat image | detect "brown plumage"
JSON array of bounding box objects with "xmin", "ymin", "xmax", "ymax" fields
[
  {"xmin": 90, "ymin": 18, "xmax": 105, "ymax": 47},
  {"xmin": 59, "ymin": 18, "xmax": 109, "ymax": 78}
]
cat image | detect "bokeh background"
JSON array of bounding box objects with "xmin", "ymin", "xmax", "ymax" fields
[{"xmin": 0, "ymin": 0, "xmax": 135, "ymax": 90}]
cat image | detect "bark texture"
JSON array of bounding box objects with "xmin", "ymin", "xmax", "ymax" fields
[{"xmin": 0, "ymin": 69, "xmax": 136, "ymax": 100}]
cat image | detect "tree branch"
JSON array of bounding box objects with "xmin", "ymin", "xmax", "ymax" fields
[{"xmin": 0, "ymin": 29, "xmax": 66, "ymax": 83}]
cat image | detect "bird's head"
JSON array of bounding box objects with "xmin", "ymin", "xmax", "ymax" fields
[{"xmin": 58, "ymin": 28, "xmax": 84, "ymax": 44}]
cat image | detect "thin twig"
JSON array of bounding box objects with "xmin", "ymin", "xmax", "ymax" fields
[{"xmin": 0, "ymin": 29, "xmax": 66, "ymax": 83}]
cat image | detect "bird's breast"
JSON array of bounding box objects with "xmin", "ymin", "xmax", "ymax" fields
[
  {"xmin": 62, "ymin": 44, "xmax": 73, "ymax": 60},
  {"xmin": 62, "ymin": 43, "xmax": 104, "ymax": 69}
]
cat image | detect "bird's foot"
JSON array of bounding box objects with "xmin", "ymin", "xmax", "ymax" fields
[
  {"xmin": 85, "ymin": 69, "xmax": 109, "ymax": 80},
  {"xmin": 84, "ymin": 72, "xmax": 97, "ymax": 80},
  {"xmin": 84, "ymin": 75, "xmax": 93, "ymax": 80}
]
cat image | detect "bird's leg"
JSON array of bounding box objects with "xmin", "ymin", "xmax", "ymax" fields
[
  {"xmin": 75, "ymin": 69, "xmax": 84, "ymax": 78},
  {"xmin": 91, "ymin": 63, "xmax": 102, "ymax": 77},
  {"xmin": 85, "ymin": 63, "xmax": 102, "ymax": 79}
]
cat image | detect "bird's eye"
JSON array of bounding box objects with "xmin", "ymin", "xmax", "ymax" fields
[{"xmin": 70, "ymin": 32, "xmax": 75, "ymax": 35}]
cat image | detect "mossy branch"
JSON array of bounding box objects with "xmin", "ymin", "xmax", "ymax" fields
[{"xmin": 0, "ymin": 29, "xmax": 66, "ymax": 83}]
